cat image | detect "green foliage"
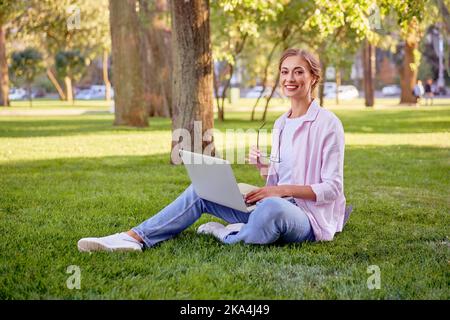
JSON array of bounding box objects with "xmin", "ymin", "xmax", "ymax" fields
[
  {"xmin": 305, "ymin": 0, "xmax": 379, "ymax": 43},
  {"xmin": 55, "ymin": 50, "xmax": 86, "ymax": 82},
  {"xmin": 211, "ymin": 0, "xmax": 285, "ymax": 64},
  {"xmin": 215, "ymin": 0, "xmax": 385, "ymax": 90},
  {"xmin": 10, "ymin": 48, "xmax": 44, "ymax": 86},
  {"xmin": 377, "ymin": 0, "xmax": 436, "ymax": 79},
  {"xmin": 379, "ymin": 0, "xmax": 428, "ymax": 32},
  {"xmin": 17, "ymin": 0, "xmax": 110, "ymax": 61},
  {"xmin": 0, "ymin": 0, "xmax": 25, "ymax": 23}
]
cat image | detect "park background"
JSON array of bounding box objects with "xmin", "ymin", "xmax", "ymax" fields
[{"xmin": 0, "ymin": 0, "xmax": 449, "ymax": 299}]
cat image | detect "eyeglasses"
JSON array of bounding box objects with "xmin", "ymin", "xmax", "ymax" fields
[{"xmin": 256, "ymin": 121, "xmax": 281, "ymax": 163}]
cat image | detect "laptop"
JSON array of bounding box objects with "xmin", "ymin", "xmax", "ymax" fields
[{"xmin": 180, "ymin": 150, "xmax": 259, "ymax": 212}]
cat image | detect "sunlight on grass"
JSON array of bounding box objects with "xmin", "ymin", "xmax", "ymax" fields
[
  {"xmin": 1, "ymin": 129, "xmax": 448, "ymax": 163},
  {"xmin": 0, "ymin": 132, "xmax": 171, "ymax": 163},
  {"xmin": 1, "ymin": 105, "xmax": 449, "ymax": 162}
]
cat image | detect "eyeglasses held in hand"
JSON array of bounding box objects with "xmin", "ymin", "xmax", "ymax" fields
[{"xmin": 256, "ymin": 121, "xmax": 281, "ymax": 163}]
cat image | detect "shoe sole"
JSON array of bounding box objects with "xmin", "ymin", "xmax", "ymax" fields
[
  {"xmin": 197, "ymin": 222, "xmax": 218, "ymax": 234},
  {"xmin": 225, "ymin": 223, "xmax": 245, "ymax": 233},
  {"xmin": 77, "ymin": 239, "xmax": 141, "ymax": 253}
]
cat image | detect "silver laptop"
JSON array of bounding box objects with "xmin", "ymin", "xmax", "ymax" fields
[{"xmin": 180, "ymin": 150, "xmax": 258, "ymax": 212}]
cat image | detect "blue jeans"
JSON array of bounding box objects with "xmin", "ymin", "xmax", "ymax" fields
[{"xmin": 132, "ymin": 184, "xmax": 315, "ymax": 248}]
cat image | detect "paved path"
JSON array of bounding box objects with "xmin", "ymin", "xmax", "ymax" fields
[
  {"xmin": 1, "ymin": 101, "xmax": 448, "ymax": 117},
  {"xmin": 0, "ymin": 109, "xmax": 111, "ymax": 116}
]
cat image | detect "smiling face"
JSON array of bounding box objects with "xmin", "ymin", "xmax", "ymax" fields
[{"xmin": 280, "ymin": 55, "xmax": 317, "ymax": 99}]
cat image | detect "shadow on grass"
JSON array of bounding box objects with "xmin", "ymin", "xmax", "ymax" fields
[{"xmin": 0, "ymin": 116, "xmax": 173, "ymax": 138}]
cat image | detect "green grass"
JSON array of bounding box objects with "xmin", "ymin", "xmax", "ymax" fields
[{"xmin": 0, "ymin": 100, "xmax": 449, "ymax": 299}]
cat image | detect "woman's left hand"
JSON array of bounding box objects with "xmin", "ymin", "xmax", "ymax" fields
[{"xmin": 244, "ymin": 186, "xmax": 285, "ymax": 204}]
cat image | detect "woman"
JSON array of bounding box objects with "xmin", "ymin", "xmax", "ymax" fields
[{"xmin": 77, "ymin": 48, "xmax": 348, "ymax": 252}]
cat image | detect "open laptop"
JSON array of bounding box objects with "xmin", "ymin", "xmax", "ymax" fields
[{"xmin": 180, "ymin": 150, "xmax": 259, "ymax": 212}]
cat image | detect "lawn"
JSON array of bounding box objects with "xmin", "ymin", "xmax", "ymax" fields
[{"xmin": 0, "ymin": 99, "xmax": 449, "ymax": 299}]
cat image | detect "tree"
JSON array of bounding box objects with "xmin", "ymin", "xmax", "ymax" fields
[
  {"xmin": 10, "ymin": 48, "xmax": 44, "ymax": 107},
  {"xmin": 55, "ymin": 50, "xmax": 86, "ymax": 103},
  {"xmin": 18, "ymin": 0, "xmax": 110, "ymax": 101},
  {"xmin": 0, "ymin": 18, "xmax": 8, "ymax": 106},
  {"xmin": 170, "ymin": 0, "xmax": 215, "ymax": 164},
  {"xmin": 362, "ymin": 40, "xmax": 376, "ymax": 106},
  {"xmin": 247, "ymin": 0, "xmax": 316, "ymax": 120},
  {"xmin": 305, "ymin": 0, "xmax": 379, "ymax": 107},
  {"xmin": 211, "ymin": 0, "xmax": 284, "ymax": 121},
  {"xmin": 102, "ymin": 49, "xmax": 112, "ymax": 101},
  {"xmin": 399, "ymin": 17, "xmax": 422, "ymax": 104},
  {"xmin": 0, "ymin": 1, "xmax": 25, "ymax": 106},
  {"xmin": 109, "ymin": 0, "xmax": 147, "ymax": 127},
  {"xmin": 379, "ymin": 0, "xmax": 429, "ymax": 104}
]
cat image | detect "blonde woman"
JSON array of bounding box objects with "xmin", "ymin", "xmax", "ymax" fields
[{"xmin": 78, "ymin": 48, "xmax": 349, "ymax": 252}]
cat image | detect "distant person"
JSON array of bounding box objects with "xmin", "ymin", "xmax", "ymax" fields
[
  {"xmin": 424, "ymin": 79, "xmax": 434, "ymax": 106},
  {"xmin": 77, "ymin": 48, "xmax": 350, "ymax": 252},
  {"xmin": 413, "ymin": 80, "xmax": 424, "ymax": 104}
]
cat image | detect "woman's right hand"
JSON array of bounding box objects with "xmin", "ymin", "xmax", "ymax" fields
[{"xmin": 248, "ymin": 146, "xmax": 269, "ymax": 170}]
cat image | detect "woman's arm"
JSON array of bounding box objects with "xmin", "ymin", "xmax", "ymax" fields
[
  {"xmin": 245, "ymin": 119, "xmax": 345, "ymax": 204},
  {"xmin": 309, "ymin": 121, "xmax": 345, "ymax": 205},
  {"xmin": 244, "ymin": 185, "xmax": 316, "ymax": 203},
  {"xmin": 278, "ymin": 185, "xmax": 316, "ymax": 201}
]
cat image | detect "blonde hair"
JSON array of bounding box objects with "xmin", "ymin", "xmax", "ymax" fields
[{"xmin": 278, "ymin": 48, "xmax": 322, "ymax": 93}]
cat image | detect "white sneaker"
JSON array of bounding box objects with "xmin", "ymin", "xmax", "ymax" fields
[
  {"xmin": 225, "ymin": 223, "xmax": 245, "ymax": 233},
  {"xmin": 197, "ymin": 222, "xmax": 232, "ymax": 242},
  {"xmin": 77, "ymin": 232, "xmax": 143, "ymax": 252}
]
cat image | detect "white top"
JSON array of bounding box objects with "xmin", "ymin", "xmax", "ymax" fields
[{"xmin": 276, "ymin": 114, "xmax": 305, "ymax": 185}]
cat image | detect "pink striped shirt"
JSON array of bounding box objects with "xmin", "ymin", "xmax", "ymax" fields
[{"xmin": 266, "ymin": 99, "xmax": 346, "ymax": 241}]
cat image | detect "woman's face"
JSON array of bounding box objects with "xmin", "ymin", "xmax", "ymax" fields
[{"xmin": 280, "ymin": 55, "xmax": 316, "ymax": 99}]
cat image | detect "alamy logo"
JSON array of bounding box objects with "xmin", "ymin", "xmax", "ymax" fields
[
  {"xmin": 366, "ymin": 265, "xmax": 381, "ymax": 290},
  {"xmin": 67, "ymin": 5, "xmax": 81, "ymax": 31},
  {"xmin": 368, "ymin": 4, "xmax": 382, "ymax": 30},
  {"xmin": 66, "ymin": 265, "xmax": 81, "ymax": 290}
]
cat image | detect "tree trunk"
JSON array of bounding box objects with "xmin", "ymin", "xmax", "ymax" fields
[
  {"xmin": 213, "ymin": 61, "xmax": 230, "ymax": 120},
  {"xmin": 319, "ymin": 60, "xmax": 327, "ymax": 107},
  {"xmin": 64, "ymin": 76, "xmax": 73, "ymax": 104},
  {"xmin": 170, "ymin": 0, "xmax": 214, "ymax": 164},
  {"xmin": 363, "ymin": 40, "xmax": 375, "ymax": 107},
  {"xmin": 213, "ymin": 68, "xmax": 221, "ymax": 118},
  {"xmin": 251, "ymin": 27, "xmax": 292, "ymax": 120},
  {"xmin": 335, "ymin": 69, "xmax": 341, "ymax": 105},
  {"xmin": 46, "ymin": 68, "xmax": 66, "ymax": 100},
  {"xmin": 261, "ymin": 72, "xmax": 280, "ymax": 122},
  {"xmin": 103, "ymin": 49, "xmax": 111, "ymax": 101},
  {"xmin": 218, "ymin": 63, "xmax": 233, "ymax": 122},
  {"xmin": 139, "ymin": 0, "xmax": 172, "ymax": 118},
  {"xmin": 218, "ymin": 99, "xmax": 225, "ymax": 121},
  {"xmin": 399, "ymin": 21, "xmax": 419, "ymax": 105},
  {"xmin": 27, "ymin": 83, "xmax": 32, "ymax": 107},
  {"xmin": 216, "ymin": 34, "xmax": 247, "ymax": 122},
  {"xmin": 259, "ymin": 39, "xmax": 292, "ymax": 121},
  {"xmin": 0, "ymin": 24, "xmax": 10, "ymax": 106},
  {"xmin": 109, "ymin": 0, "xmax": 148, "ymax": 127}
]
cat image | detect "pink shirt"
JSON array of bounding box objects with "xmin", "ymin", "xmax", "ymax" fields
[{"xmin": 266, "ymin": 99, "xmax": 346, "ymax": 241}]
